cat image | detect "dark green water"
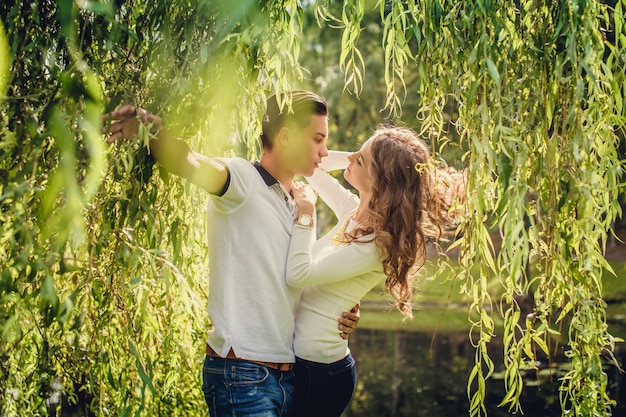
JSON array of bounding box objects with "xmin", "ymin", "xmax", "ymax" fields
[{"xmin": 344, "ymin": 325, "xmax": 625, "ymax": 417}]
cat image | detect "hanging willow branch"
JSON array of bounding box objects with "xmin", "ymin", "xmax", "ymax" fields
[{"xmin": 333, "ymin": 0, "xmax": 625, "ymax": 416}]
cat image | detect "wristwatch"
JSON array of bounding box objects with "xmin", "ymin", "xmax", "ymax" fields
[{"xmin": 295, "ymin": 214, "xmax": 314, "ymax": 229}]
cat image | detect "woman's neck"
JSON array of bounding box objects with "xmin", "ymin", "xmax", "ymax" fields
[{"xmin": 352, "ymin": 195, "xmax": 371, "ymax": 225}]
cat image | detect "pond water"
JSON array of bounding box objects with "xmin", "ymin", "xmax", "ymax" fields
[{"xmin": 344, "ymin": 324, "xmax": 625, "ymax": 417}]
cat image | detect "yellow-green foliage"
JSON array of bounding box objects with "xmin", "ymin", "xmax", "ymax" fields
[{"xmin": 1, "ymin": 1, "xmax": 625, "ymax": 416}]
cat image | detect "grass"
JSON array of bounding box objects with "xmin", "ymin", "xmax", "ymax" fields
[
  {"xmin": 359, "ymin": 304, "xmax": 472, "ymax": 332},
  {"xmin": 359, "ymin": 259, "xmax": 626, "ymax": 335}
]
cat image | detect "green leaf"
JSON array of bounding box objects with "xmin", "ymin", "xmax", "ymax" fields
[
  {"xmin": 0, "ymin": 19, "xmax": 8, "ymax": 100},
  {"xmin": 485, "ymin": 57, "xmax": 500, "ymax": 88}
]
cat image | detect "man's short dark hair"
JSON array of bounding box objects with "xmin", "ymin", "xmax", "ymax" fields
[{"xmin": 261, "ymin": 91, "xmax": 328, "ymax": 149}]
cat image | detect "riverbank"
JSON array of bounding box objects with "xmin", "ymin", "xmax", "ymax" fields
[{"xmin": 359, "ymin": 252, "xmax": 626, "ymax": 339}]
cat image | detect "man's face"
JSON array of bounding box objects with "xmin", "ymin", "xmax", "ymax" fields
[{"xmin": 285, "ymin": 114, "xmax": 329, "ymax": 177}]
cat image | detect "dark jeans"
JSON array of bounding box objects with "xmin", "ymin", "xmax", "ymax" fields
[
  {"xmin": 202, "ymin": 355, "xmax": 295, "ymax": 416},
  {"xmin": 291, "ymin": 354, "xmax": 357, "ymax": 417}
]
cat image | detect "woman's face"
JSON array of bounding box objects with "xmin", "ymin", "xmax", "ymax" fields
[{"xmin": 344, "ymin": 140, "xmax": 373, "ymax": 193}]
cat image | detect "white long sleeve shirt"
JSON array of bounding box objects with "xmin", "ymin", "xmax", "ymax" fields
[{"xmin": 287, "ymin": 151, "xmax": 385, "ymax": 363}]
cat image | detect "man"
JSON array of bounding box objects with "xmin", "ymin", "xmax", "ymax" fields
[{"xmin": 103, "ymin": 91, "xmax": 359, "ymax": 416}]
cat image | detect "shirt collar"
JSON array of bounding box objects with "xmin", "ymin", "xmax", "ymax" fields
[{"xmin": 254, "ymin": 161, "xmax": 279, "ymax": 186}]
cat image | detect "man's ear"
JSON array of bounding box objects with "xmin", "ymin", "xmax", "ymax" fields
[{"xmin": 276, "ymin": 126, "xmax": 290, "ymax": 147}]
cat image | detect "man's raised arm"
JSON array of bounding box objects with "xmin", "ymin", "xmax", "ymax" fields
[{"xmin": 102, "ymin": 104, "xmax": 228, "ymax": 195}]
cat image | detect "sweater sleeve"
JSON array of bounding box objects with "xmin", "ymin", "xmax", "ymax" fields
[
  {"xmin": 318, "ymin": 150, "xmax": 350, "ymax": 172},
  {"xmin": 286, "ymin": 224, "xmax": 381, "ymax": 287},
  {"xmin": 287, "ymin": 150, "xmax": 377, "ymax": 287},
  {"xmin": 306, "ymin": 151, "xmax": 358, "ymax": 219}
]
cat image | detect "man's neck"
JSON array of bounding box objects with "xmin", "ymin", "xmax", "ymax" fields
[{"xmin": 259, "ymin": 153, "xmax": 294, "ymax": 190}]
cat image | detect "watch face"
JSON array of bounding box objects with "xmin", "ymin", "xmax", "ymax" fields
[{"xmin": 299, "ymin": 215, "xmax": 312, "ymax": 226}]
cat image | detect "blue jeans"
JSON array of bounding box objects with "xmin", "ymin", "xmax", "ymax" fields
[
  {"xmin": 291, "ymin": 354, "xmax": 357, "ymax": 417},
  {"xmin": 202, "ymin": 354, "xmax": 295, "ymax": 416}
]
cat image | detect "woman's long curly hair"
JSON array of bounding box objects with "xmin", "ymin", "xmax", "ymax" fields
[{"xmin": 345, "ymin": 126, "xmax": 466, "ymax": 319}]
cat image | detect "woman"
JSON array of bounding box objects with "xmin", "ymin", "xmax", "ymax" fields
[{"xmin": 287, "ymin": 125, "xmax": 466, "ymax": 417}]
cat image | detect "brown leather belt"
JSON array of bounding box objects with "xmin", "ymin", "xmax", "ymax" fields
[{"xmin": 205, "ymin": 344, "xmax": 294, "ymax": 372}]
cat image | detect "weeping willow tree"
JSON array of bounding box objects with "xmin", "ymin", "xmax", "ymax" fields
[
  {"xmin": 1, "ymin": 0, "xmax": 625, "ymax": 416},
  {"xmin": 343, "ymin": 1, "xmax": 625, "ymax": 416},
  {"xmin": 0, "ymin": 1, "xmax": 305, "ymax": 415}
]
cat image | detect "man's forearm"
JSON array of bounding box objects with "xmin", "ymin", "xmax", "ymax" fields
[{"xmin": 149, "ymin": 132, "xmax": 196, "ymax": 179}]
